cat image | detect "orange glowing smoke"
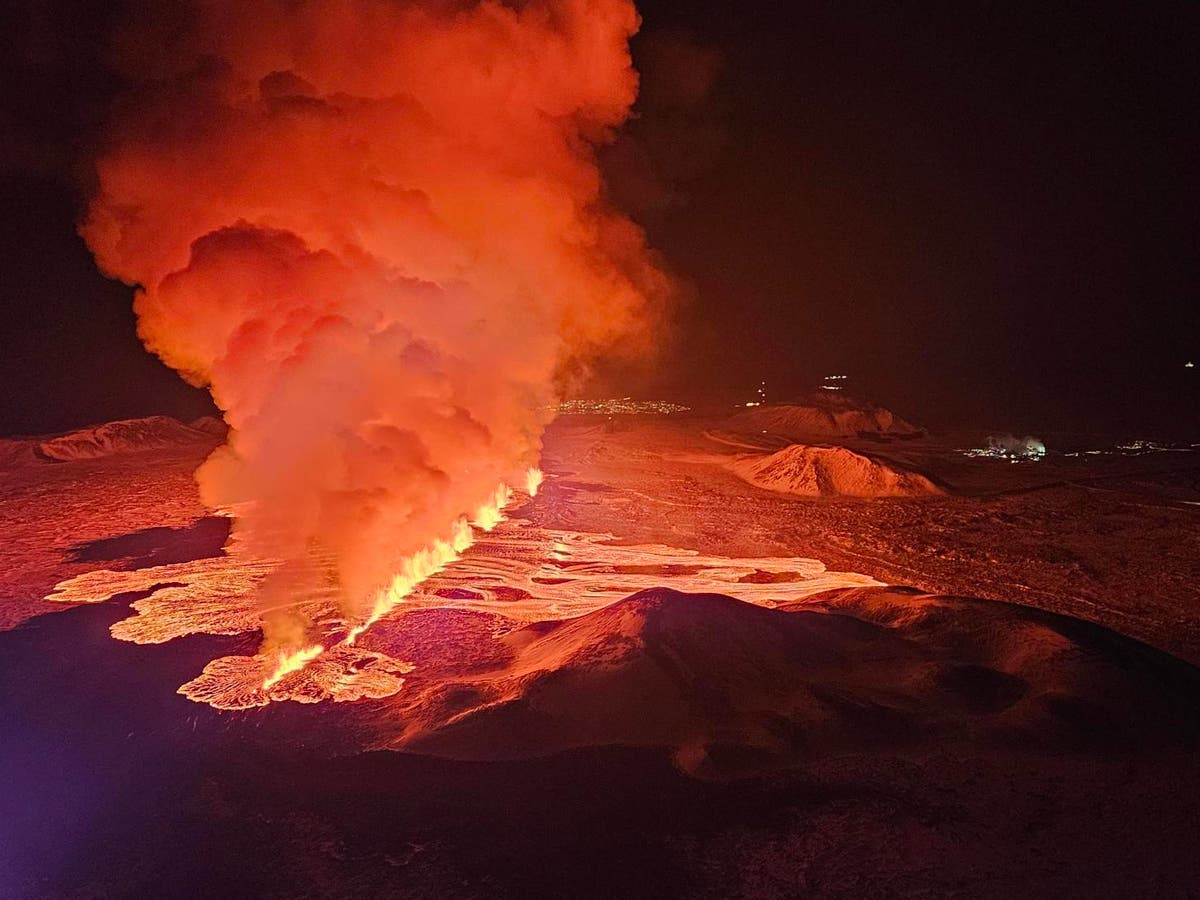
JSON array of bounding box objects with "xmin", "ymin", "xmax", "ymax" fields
[{"xmin": 82, "ymin": 1, "xmax": 671, "ymax": 658}]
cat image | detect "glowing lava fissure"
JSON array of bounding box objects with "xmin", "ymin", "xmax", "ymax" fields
[
  {"xmin": 258, "ymin": 471, "xmax": 533, "ymax": 694},
  {"xmin": 526, "ymin": 467, "xmax": 545, "ymax": 497},
  {"xmin": 47, "ymin": 464, "xmax": 878, "ymax": 712},
  {"xmin": 262, "ymin": 644, "xmax": 325, "ymax": 691}
]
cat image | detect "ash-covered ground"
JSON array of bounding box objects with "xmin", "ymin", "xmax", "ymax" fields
[{"xmin": 2, "ymin": 407, "xmax": 1199, "ymax": 898}]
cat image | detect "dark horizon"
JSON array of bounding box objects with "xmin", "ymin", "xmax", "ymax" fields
[{"xmin": 1, "ymin": 0, "xmax": 1196, "ymax": 439}]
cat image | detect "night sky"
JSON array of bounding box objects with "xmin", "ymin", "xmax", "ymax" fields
[{"xmin": 2, "ymin": 1, "xmax": 1196, "ymax": 437}]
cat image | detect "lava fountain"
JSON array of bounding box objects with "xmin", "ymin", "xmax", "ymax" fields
[
  {"xmin": 253, "ymin": 470, "xmax": 531, "ymax": 703},
  {"xmin": 81, "ymin": 0, "xmax": 672, "ymax": 683}
]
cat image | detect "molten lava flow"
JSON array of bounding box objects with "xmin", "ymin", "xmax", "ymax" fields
[
  {"xmin": 47, "ymin": 455, "xmax": 878, "ymax": 711},
  {"xmin": 344, "ymin": 515, "xmax": 475, "ymax": 646},
  {"xmin": 348, "ymin": 475, "xmax": 526, "ymax": 643},
  {"xmin": 254, "ymin": 470, "xmax": 539, "ymax": 695},
  {"xmin": 80, "ymin": 0, "xmax": 672, "ymax": 665},
  {"xmin": 262, "ymin": 644, "xmax": 325, "ymax": 690}
]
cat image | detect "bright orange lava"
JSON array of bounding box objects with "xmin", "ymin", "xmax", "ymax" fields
[
  {"xmin": 46, "ymin": 463, "xmax": 879, "ymax": 711},
  {"xmin": 526, "ymin": 467, "xmax": 544, "ymax": 497},
  {"xmin": 262, "ymin": 644, "xmax": 325, "ymax": 690},
  {"xmin": 256, "ymin": 470, "xmax": 537, "ymax": 696}
]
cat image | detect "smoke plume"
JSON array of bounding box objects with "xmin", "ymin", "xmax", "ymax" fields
[{"xmin": 82, "ymin": 0, "xmax": 670, "ymax": 650}]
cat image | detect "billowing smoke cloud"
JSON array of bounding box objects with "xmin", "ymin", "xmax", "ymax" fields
[{"xmin": 82, "ymin": 0, "xmax": 671, "ymax": 651}]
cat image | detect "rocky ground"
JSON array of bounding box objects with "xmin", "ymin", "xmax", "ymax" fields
[{"xmin": 2, "ymin": 409, "xmax": 1199, "ymax": 897}]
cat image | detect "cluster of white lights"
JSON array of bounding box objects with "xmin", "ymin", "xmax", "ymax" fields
[
  {"xmin": 739, "ymin": 380, "xmax": 769, "ymax": 408},
  {"xmin": 961, "ymin": 435, "xmax": 1046, "ymax": 462},
  {"xmin": 961, "ymin": 447, "xmax": 1042, "ymax": 463},
  {"xmin": 1063, "ymin": 441, "xmax": 1200, "ymax": 458}
]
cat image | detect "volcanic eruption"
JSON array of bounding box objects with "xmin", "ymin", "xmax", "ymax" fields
[
  {"xmin": 80, "ymin": 0, "xmax": 671, "ymax": 693},
  {"xmin": 6, "ymin": 3, "xmax": 1200, "ymax": 894}
]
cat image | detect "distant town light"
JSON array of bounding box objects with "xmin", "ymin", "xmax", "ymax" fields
[
  {"xmin": 555, "ymin": 399, "xmax": 690, "ymax": 415},
  {"xmin": 962, "ymin": 434, "xmax": 1046, "ymax": 461}
]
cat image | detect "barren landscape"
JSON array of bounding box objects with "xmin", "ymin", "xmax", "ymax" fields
[{"xmin": 3, "ymin": 405, "xmax": 1198, "ymax": 898}]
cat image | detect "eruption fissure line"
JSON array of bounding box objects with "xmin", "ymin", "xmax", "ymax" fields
[
  {"xmin": 262, "ymin": 644, "xmax": 325, "ymax": 690},
  {"xmin": 259, "ymin": 468, "xmax": 541, "ymax": 690}
]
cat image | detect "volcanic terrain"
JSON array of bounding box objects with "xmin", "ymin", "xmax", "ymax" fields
[{"xmin": 2, "ymin": 403, "xmax": 1199, "ymax": 897}]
